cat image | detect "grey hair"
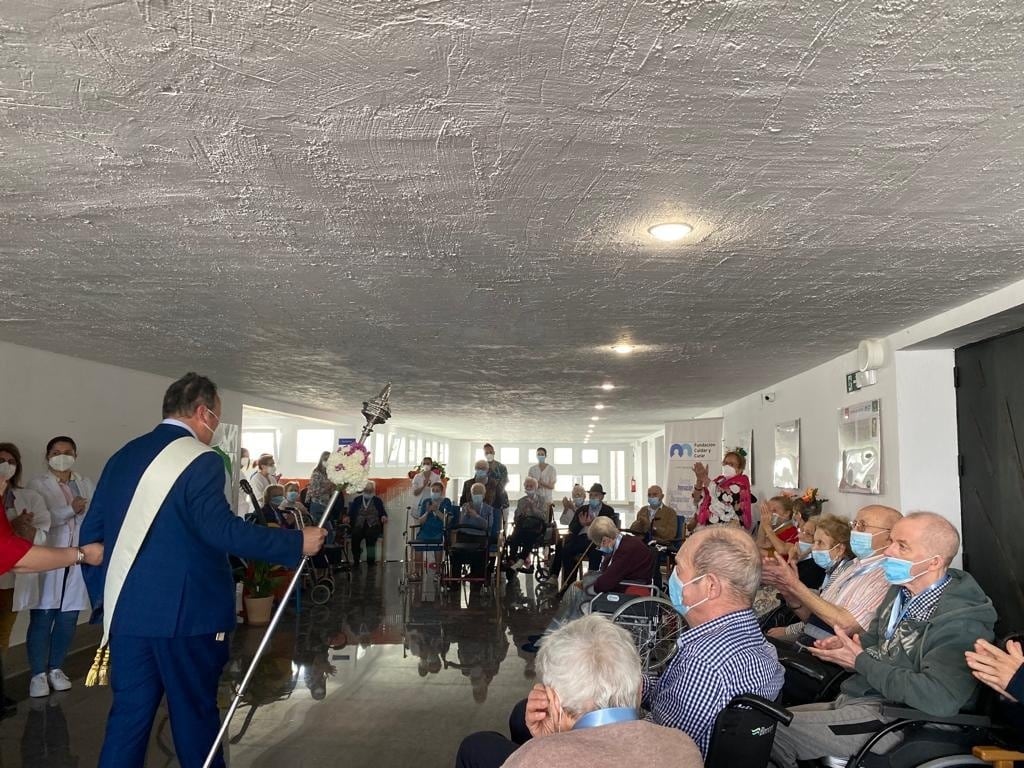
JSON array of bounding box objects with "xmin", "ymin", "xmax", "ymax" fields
[
  {"xmin": 903, "ymin": 511, "xmax": 960, "ymax": 566},
  {"xmin": 688, "ymin": 526, "xmax": 761, "ymax": 603},
  {"xmin": 587, "ymin": 516, "xmax": 619, "ymax": 545},
  {"xmin": 537, "ymin": 615, "xmax": 641, "ymax": 717},
  {"xmin": 470, "ymin": 482, "xmax": 486, "ymax": 495}
]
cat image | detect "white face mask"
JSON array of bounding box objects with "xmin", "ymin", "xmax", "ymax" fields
[
  {"xmin": 0, "ymin": 462, "xmax": 16, "ymax": 481},
  {"xmin": 49, "ymin": 454, "xmax": 76, "ymax": 472},
  {"xmin": 485, "ymin": 453, "xmax": 495, "ymax": 462},
  {"xmin": 721, "ymin": 465, "xmax": 738, "ymax": 479}
]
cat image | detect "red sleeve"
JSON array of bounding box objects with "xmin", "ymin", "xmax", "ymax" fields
[
  {"xmin": 778, "ymin": 524, "xmax": 800, "ymax": 544},
  {"xmin": 0, "ymin": 498, "xmax": 33, "ymax": 575}
]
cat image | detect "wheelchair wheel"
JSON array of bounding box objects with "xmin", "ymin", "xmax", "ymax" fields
[
  {"xmin": 534, "ymin": 565, "xmax": 550, "ymax": 582},
  {"xmin": 610, "ymin": 596, "xmax": 684, "ymax": 673},
  {"xmin": 310, "ymin": 583, "xmax": 332, "ymax": 605},
  {"xmin": 317, "ymin": 577, "xmax": 335, "ymax": 595}
]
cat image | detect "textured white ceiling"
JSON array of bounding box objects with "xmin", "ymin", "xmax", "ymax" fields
[{"xmin": 2, "ymin": 0, "xmax": 1023, "ymax": 443}]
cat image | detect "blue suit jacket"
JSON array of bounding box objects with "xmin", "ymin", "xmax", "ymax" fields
[{"xmin": 80, "ymin": 424, "xmax": 303, "ymax": 638}]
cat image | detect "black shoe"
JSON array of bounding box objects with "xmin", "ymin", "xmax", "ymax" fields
[
  {"xmin": 518, "ymin": 565, "xmax": 535, "ymax": 574},
  {"xmin": 520, "ymin": 641, "xmax": 541, "ymax": 654}
]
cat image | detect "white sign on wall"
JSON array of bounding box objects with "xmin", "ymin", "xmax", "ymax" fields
[{"xmin": 665, "ymin": 418, "xmax": 724, "ymax": 518}]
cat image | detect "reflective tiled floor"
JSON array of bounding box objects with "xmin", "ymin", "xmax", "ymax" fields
[{"xmin": 0, "ymin": 563, "xmax": 555, "ymax": 767}]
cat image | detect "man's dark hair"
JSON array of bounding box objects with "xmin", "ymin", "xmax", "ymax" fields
[{"xmin": 162, "ymin": 372, "xmax": 218, "ymax": 418}]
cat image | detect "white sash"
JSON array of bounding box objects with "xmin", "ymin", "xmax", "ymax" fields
[{"xmin": 100, "ymin": 436, "xmax": 212, "ymax": 647}]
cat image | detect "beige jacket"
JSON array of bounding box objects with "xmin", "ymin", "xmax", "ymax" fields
[
  {"xmin": 501, "ymin": 720, "xmax": 701, "ymax": 768},
  {"xmin": 629, "ymin": 503, "xmax": 678, "ymax": 543}
]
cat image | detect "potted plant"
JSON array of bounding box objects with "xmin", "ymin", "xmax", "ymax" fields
[{"xmin": 243, "ymin": 561, "xmax": 282, "ymax": 626}]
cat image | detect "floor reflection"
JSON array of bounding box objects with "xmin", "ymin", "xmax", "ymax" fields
[{"xmin": 1, "ymin": 563, "xmax": 554, "ymax": 767}]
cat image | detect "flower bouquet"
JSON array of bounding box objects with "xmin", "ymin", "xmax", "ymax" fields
[{"xmin": 325, "ymin": 442, "xmax": 371, "ymax": 490}]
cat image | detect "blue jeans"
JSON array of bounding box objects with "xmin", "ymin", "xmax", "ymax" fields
[{"xmin": 27, "ymin": 609, "xmax": 79, "ymax": 676}]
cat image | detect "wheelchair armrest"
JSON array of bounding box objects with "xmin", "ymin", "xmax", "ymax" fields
[
  {"xmin": 729, "ymin": 694, "xmax": 794, "ymax": 726},
  {"xmin": 878, "ymin": 703, "xmax": 992, "ymax": 728}
]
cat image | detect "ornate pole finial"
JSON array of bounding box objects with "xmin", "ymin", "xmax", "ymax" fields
[{"xmin": 359, "ymin": 383, "xmax": 392, "ymax": 443}]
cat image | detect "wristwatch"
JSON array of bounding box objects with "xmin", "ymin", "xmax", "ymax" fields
[{"xmin": 75, "ymin": 547, "xmax": 85, "ymax": 565}]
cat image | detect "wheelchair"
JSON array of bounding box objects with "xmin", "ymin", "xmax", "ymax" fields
[
  {"xmin": 293, "ymin": 508, "xmax": 336, "ymax": 605},
  {"xmin": 440, "ymin": 506, "xmax": 506, "ymax": 597},
  {"xmin": 705, "ymin": 694, "xmax": 794, "ymax": 768},
  {"xmin": 401, "ymin": 504, "xmax": 447, "ymax": 591}
]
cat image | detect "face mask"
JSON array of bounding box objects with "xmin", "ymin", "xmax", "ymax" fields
[
  {"xmin": 430, "ymin": 492, "xmax": 442, "ymax": 501},
  {"xmin": 721, "ymin": 465, "xmax": 738, "ymax": 479},
  {"xmin": 268, "ymin": 465, "xmax": 278, "ymax": 475},
  {"xmin": 850, "ymin": 530, "xmax": 881, "ymax": 559},
  {"xmin": 286, "ymin": 491, "xmax": 299, "ymax": 502},
  {"xmin": 588, "ymin": 498, "xmax": 601, "ymax": 510},
  {"xmin": 648, "ymin": 497, "xmax": 661, "ymax": 508},
  {"xmin": 475, "ymin": 469, "xmax": 488, "ymax": 479},
  {"xmin": 471, "ymin": 494, "xmax": 484, "ymax": 506},
  {"xmin": 668, "ymin": 571, "xmax": 708, "ymax": 616},
  {"xmin": 598, "ymin": 543, "xmax": 614, "ymax": 554},
  {"xmin": 537, "ymin": 455, "xmax": 546, "ymax": 464},
  {"xmin": 484, "ymin": 452, "xmax": 495, "ymax": 461},
  {"xmin": 270, "ymin": 495, "xmax": 285, "ymax": 506},
  {"xmin": 423, "ymin": 464, "xmax": 432, "ymax": 472},
  {"xmin": 362, "ymin": 492, "xmax": 373, "ymax": 500},
  {"xmin": 770, "ymin": 514, "xmax": 781, "ymax": 528},
  {"xmin": 811, "ymin": 547, "xmax": 835, "ymax": 569},
  {"xmin": 49, "ymin": 455, "xmax": 76, "ymax": 472},
  {"xmin": 0, "ymin": 462, "xmax": 15, "ymax": 481},
  {"xmin": 883, "ymin": 555, "xmax": 935, "ymax": 585},
  {"xmin": 526, "ymin": 489, "xmax": 536, "ymax": 497},
  {"xmin": 797, "ymin": 540, "xmax": 813, "ymax": 556},
  {"xmin": 241, "ymin": 458, "xmax": 250, "ymax": 469},
  {"xmin": 572, "ymin": 497, "xmax": 585, "ymax": 507}
]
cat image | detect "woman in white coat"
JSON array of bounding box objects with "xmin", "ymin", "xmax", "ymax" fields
[
  {"xmin": 0, "ymin": 442, "xmax": 50, "ymax": 711},
  {"xmin": 26, "ymin": 436, "xmax": 94, "ymax": 698}
]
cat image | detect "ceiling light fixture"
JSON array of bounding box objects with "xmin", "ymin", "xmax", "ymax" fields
[
  {"xmin": 590, "ymin": 416, "xmax": 599, "ymax": 421},
  {"xmin": 594, "ymin": 404, "xmax": 605, "ymax": 410},
  {"xmin": 611, "ymin": 344, "xmax": 634, "ymax": 355},
  {"xmin": 601, "ymin": 383, "xmax": 615, "ymax": 391},
  {"xmin": 648, "ymin": 222, "xmax": 693, "ymax": 242}
]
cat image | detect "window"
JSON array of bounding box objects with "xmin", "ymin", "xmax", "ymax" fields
[
  {"xmin": 407, "ymin": 437, "xmax": 418, "ymax": 464},
  {"xmin": 242, "ymin": 431, "xmax": 276, "ymax": 461},
  {"xmin": 581, "ymin": 449, "xmax": 599, "ymax": 464},
  {"xmin": 296, "ymin": 429, "xmax": 335, "ymax": 463},
  {"xmin": 609, "ymin": 450, "xmax": 626, "ymax": 500},
  {"xmin": 372, "ymin": 433, "xmax": 385, "ymax": 467},
  {"xmin": 507, "ymin": 473, "xmax": 522, "ymax": 493},
  {"xmin": 582, "ymin": 475, "xmax": 601, "ymax": 492},
  {"xmin": 554, "ymin": 476, "xmax": 574, "ymax": 493},
  {"xmin": 474, "ymin": 447, "xmax": 486, "ymax": 461},
  {"xmin": 389, "ymin": 436, "xmax": 406, "ymax": 465},
  {"xmin": 500, "ymin": 447, "xmax": 521, "ymax": 466},
  {"xmin": 553, "ymin": 447, "xmax": 573, "ymax": 465}
]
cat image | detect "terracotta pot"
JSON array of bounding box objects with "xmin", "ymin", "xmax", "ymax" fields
[{"xmin": 244, "ymin": 595, "xmax": 274, "ymax": 626}]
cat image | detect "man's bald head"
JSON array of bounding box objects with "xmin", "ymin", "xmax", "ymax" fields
[
  {"xmin": 902, "ymin": 511, "xmax": 961, "ymax": 565},
  {"xmin": 857, "ymin": 505, "xmax": 902, "ymax": 531}
]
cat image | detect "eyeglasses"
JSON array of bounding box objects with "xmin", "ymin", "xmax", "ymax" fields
[{"xmin": 851, "ymin": 520, "xmax": 892, "ymax": 533}]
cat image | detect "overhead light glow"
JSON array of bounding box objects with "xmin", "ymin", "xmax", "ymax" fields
[
  {"xmin": 601, "ymin": 382, "xmax": 615, "ymax": 391},
  {"xmin": 590, "ymin": 416, "xmax": 599, "ymax": 421},
  {"xmin": 611, "ymin": 344, "xmax": 633, "ymax": 355},
  {"xmin": 594, "ymin": 404, "xmax": 605, "ymax": 410},
  {"xmin": 648, "ymin": 222, "xmax": 693, "ymax": 242}
]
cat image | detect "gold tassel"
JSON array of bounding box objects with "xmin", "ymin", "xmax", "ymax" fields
[{"xmin": 85, "ymin": 646, "xmax": 109, "ymax": 688}]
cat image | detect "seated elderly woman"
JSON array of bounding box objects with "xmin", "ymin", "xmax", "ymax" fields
[
  {"xmin": 455, "ymin": 615, "xmax": 702, "ymax": 768},
  {"xmin": 279, "ymin": 481, "xmax": 311, "ymax": 525},
  {"xmin": 521, "ymin": 517, "xmax": 653, "ymax": 654},
  {"xmin": 505, "ymin": 477, "xmax": 548, "ymax": 573},
  {"xmin": 260, "ymin": 484, "xmax": 292, "ymax": 528},
  {"xmin": 447, "ymin": 482, "xmax": 496, "ymax": 591}
]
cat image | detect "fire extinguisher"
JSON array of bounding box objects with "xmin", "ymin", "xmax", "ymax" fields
[{"xmin": 630, "ymin": 476, "xmax": 636, "ymax": 493}]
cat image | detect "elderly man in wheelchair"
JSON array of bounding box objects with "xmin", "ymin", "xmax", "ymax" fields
[
  {"xmin": 768, "ymin": 512, "xmax": 1002, "ymax": 768},
  {"xmin": 519, "ymin": 517, "xmax": 654, "ymax": 653}
]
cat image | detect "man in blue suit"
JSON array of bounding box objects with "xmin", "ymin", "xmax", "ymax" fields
[{"xmin": 80, "ymin": 373, "xmax": 326, "ymax": 767}]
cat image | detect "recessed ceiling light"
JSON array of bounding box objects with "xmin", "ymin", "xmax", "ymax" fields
[
  {"xmin": 590, "ymin": 416, "xmax": 599, "ymax": 421},
  {"xmin": 601, "ymin": 382, "xmax": 615, "ymax": 391},
  {"xmin": 611, "ymin": 344, "xmax": 633, "ymax": 355},
  {"xmin": 648, "ymin": 222, "xmax": 693, "ymax": 242},
  {"xmin": 594, "ymin": 404, "xmax": 605, "ymax": 410}
]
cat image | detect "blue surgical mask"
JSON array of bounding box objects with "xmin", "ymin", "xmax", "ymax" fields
[
  {"xmin": 797, "ymin": 540, "xmax": 813, "ymax": 556},
  {"xmin": 811, "ymin": 547, "xmax": 835, "ymax": 569},
  {"xmin": 572, "ymin": 497, "xmax": 585, "ymax": 508},
  {"xmin": 270, "ymin": 495, "xmax": 285, "ymax": 507},
  {"xmin": 471, "ymin": 494, "xmax": 484, "ymax": 506},
  {"xmin": 430, "ymin": 492, "xmax": 442, "ymax": 501},
  {"xmin": 475, "ymin": 469, "xmax": 487, "ymax": 479},
  {"xmin": 588, "ymin": 498, "xmax": 601, "ymax": 510},
  {"xmin": 286, "ymin": 491, "xmax": 299, "ymax": 502},
  {"xmin": 668, "ymin": 570, "xmax": 708, "ymax": 616},
  {"xmin": 537, "ymin": 455, "xmax": 546, "ymax": 464},
  {"xmin": 850, "ymin": 530, "xmax": 880, "ymax": 559},
  {"xmin": 882, "ymin": 555, "xmax": 935, "ymax": 585},
  {"xmin": 648, "ymin": 497, "xmax": 661, "ymax": 508},
  {"xmin": 362, "ymin": 492, "xmax": 372, "ymax": 500},
  {"xmin": 598, "ymin": 544, "xmax": 614, "ymax": 554}
]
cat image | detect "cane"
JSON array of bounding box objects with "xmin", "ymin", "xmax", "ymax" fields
[
  {"xmin": 556, "ymin": 541, "xmax": 594, "ymax": 601},
  {"xmin": 203, "ymin": 385, "xmax": 392, "ymax": 768}
]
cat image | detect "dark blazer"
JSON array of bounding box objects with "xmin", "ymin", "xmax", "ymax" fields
[
  {"xmin": 80, "ymin": 423, "xmax": 303, "ymax": 638},
  {"xmin": 569, "ymin": 502, "xmax": 617, "ymax": 535},
  {"xmin": 593, "ymin": 534, "xmax": 655, "ymax": 593}
]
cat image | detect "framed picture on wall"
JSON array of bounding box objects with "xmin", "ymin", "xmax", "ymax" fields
[
  {"xmin": 838, "ymin": 399, "xmax": 882, "ymax": 494},
  {"xmin": 773, "ymin": 420, "xmax": 800, "ymax": 489}
]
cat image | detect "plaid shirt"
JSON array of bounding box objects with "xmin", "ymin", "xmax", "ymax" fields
[{"xmin": 642, "ymin": 609, "xmax": 784, "ymax": 757}]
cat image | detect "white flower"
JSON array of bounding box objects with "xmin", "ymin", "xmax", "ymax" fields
[{"xmin": 326, "ymin": 443, "xmax": 371, "ymax": 489}]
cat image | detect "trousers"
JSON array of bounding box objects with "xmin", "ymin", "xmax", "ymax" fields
[
  {"xmin": 98, "ymin": 633, "xmax": 231, "ymax": 768},
  {"xmin": 770, "ymin": 696, "xmax": 899, "ymax": 767}
]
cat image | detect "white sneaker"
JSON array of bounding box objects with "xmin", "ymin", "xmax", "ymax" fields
[
  {"xmin": 29, "ymin": 673, "xmax": 50, "ymax": 698},
  {"xmin": 511, "ymin": 559, "xmax": 525, "ymax": 571},
  {"xmin": 48, "ymin": 669, "xmax": 72, "ymax": 692}
]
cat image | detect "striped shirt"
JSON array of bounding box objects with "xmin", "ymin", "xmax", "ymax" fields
[
  {"xmin": 642, "ymin": 609, "xmax": 784, "ymax": 757},
  {"xmin": 816, "ymin": 553, "xmax": 890, "ymax": 632}
]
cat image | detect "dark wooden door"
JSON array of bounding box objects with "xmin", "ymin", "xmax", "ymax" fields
[{"xmin": 956, "ymin": 328, "xmax": 1024, "ymax": 635}]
